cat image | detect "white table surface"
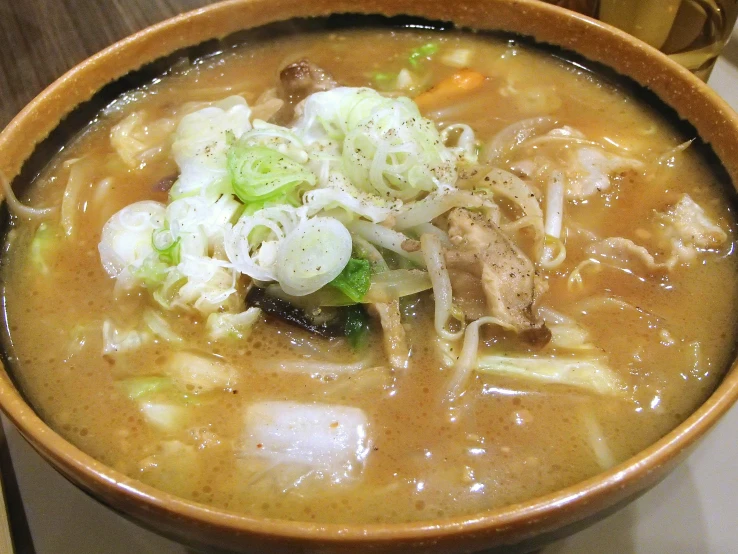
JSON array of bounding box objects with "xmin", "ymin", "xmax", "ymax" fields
[{"xmin": 3, "ymin": 30, "xmax": 738, "ymax": 554}]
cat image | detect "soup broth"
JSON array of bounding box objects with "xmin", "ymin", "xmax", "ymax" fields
[{"xmin": 2, "ymin": 27, "xmax": 738, "ymax": 524}]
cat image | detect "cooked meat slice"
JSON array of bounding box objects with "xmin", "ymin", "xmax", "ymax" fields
[
  {"xmin": 446, "ymin": 208, "xmax": 550, "ymax": 346},
  {"xmin": 279, "ymin": 59, "xmax": 337, "ymax": 104},
  {"xmin": 152, "ymin": 174, "xmax": 178, "ymax": 193},
  {"xmin": 564, "ymin": 146, "xmax": 643, "ymax": 199},
  {"xmin": 587, "ymin": 194, "xmax": 729, "ymax": 275},
  {"xmin": 447, "ymin": 268, "xmax": 488, "ymax": 321},
  {"xmin": 401, "ymin": 238, "xmax": 421, "ymax": 252},
  {"xmin": 369, "ymin": 300, "xmax": 409, "ymax": 371},
  {"xmin": 656, "ymin": 193, "xmax": 727, "ymax": 264}
]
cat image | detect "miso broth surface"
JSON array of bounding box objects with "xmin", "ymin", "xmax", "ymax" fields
[{"xmin": 3, "ymin": 28, "xmax": 738, "ymax": 524}]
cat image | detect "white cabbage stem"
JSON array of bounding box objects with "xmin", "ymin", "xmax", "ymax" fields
[{"xmin": 251, "ymin": 357, "xmax": 373, "ymax": 378}]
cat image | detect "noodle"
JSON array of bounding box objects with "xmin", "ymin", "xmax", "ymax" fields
[
  {"xmin": 540, "ymin": 236, "xmax": 567, "ymax": 270},
  {"xmin": 581, "ymin": 408, "xmax": 616, "ymax": 470},
  {"xmin": 447, "ymin": 315, "xmax": 513, "ymax": 399},
  {"xmin": 0, "ymin": 170, "xmax": 57, "ymax": 220},
  {"xmin": 4, "ymin": 26, "xmax": 737, "ymax": 525},
  {"xmin": 349, "ymin": 221, "xmax": 426, "ymax": 266},
  {"xmin": 421, "ymin": 233, "xmax": 464, "ymax": 342},
  {"xmin": 567, "ymin": 258, "xmax": 602, "ymax": 292},
  {"xmin": 351, "ymin": 235, "xmax": 390, "ymax": 271},
  {"xmin": 410, "ymin": 222, "xmax": 451, "ymax": 246},
  {"xmin": 544, "ymin": 171, "xmax": 564, "ymax": 239},
  {"xmin": 394, "ymin": 190, "xmax": 483, "ymax": 230}
]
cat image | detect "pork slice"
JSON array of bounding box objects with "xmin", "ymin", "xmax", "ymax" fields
[
  {"xmin": 447, "ymin": 268, "xmax": 488, "ymax": 321},
  {"xmin": 370, "ymin": 300, "xmax": 409, "ymax": 371},
  {"xmin": 587, "ymin": 194, "xmax": 729, "ymax": 274},
  {"xmin": 279, "ymin": 59, "xmax": 337, "ymax": 104},
  {"xmin": 446, "ymin": 208, "xmax": 550, "ymax": 346},
  {"xmin": 656, "ymin": 193, "xmax": 727, "ymax": 265}
]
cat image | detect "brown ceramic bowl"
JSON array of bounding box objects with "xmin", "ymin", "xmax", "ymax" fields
[{"xmin": 1, "ymin": 1, "xmax": 737, "ymax": 552}]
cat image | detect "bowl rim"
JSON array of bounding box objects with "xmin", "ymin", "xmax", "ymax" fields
[{"xmin": 1, "ymin": 0, "xmax": 738, "ymax": 545}]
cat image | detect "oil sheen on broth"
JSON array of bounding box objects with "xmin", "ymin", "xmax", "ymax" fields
[{"xmin": 3, "ymin": 28, "xmax": 737, "ymax": 524}]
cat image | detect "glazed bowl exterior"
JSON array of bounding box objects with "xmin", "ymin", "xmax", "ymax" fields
[{"xmin": 0, "ymin": 1, "xmax": 737, "ymax": 552}]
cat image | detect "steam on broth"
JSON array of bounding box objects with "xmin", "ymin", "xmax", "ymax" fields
[{"xmin": 2, "ymin": 26, "xmax": 738, "ymax": 524}]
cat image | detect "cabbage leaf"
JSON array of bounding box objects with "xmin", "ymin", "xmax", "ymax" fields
[{"xmin": 329, "ymin": 258, "xmax": 372, "ymax": 303}]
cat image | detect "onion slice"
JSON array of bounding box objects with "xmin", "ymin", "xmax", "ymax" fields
[{"xmin": 276, "ymin": 217, "xmax": 352, "ymax": 296}]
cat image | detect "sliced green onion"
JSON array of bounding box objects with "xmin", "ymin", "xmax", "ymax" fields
[
  {"xmin": 409, "ymin": 43, "xmax": 439, "ymax": 67},
  {"xmin": 373, "ymin": 71, "xmax": 396, "ymax": 83},
  {"xmin": 152, "ymin": 270, "xmax": 188, "ymax": 309},
  {"xmin": 152, "ymin": 228, "xmax": 181, "ymax": 265},
  {"xmin": 372, "ymin": 71, "xmax": 398, "ymax": 91},
  {"xmin": 226, "ymin": 144, "xmax": 316, "ymax": 204},
  {"xmin": 131, "ymin": 256, "xmax": 170, "ymax": 288},
  {"xmin": 275, "ymin": 217, "xmax": 353, "ymax": 297}
]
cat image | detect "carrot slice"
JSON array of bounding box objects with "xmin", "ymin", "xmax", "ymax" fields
[{"xmin": 414, "ymin": 69, "xmax": 486, "ymax": 111}]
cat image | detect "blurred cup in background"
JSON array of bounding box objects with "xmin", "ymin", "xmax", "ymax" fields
[{"xmin": 541, "ymin": 0, "xmax": 738, "ymax": 80}]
